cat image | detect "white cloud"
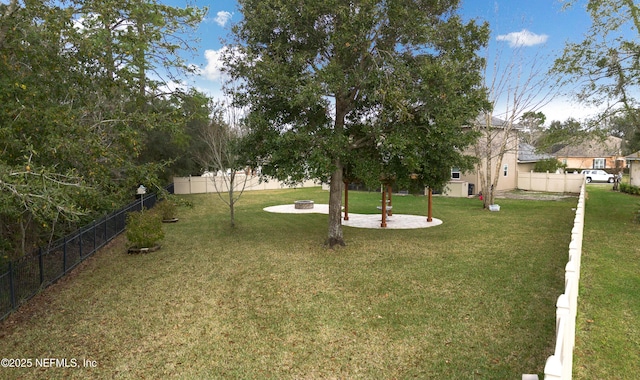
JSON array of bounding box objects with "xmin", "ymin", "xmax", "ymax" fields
[
  {"xmin": 214, "ymin": 11, "xmax": 232, "ymax": 27},
  {"xmin": 202, "ymin": 46, "xmax": 247, "ymax": 83},
  {"xmin": 496, "ymin": 29, "xmax": 548, "ymax": 47},
  {"xmin": 203, "ymin": 48, "xmax": 227, "ymax": 81}
]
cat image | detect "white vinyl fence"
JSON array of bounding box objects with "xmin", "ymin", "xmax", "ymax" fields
[
  {"xmin": 524, "ymin": 184, "xmax": 585, "ymax": 380},
  {"xmin": 173, "ymin": 175, "xmax": 319, "ymax": 194}
]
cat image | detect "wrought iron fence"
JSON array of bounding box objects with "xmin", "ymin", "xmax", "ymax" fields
[{"xmin": 0, "ymin": 184, "xmax": 173, "ymax": 321}]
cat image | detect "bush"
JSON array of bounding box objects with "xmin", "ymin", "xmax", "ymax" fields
[
  {"xmin": 620, "ymin": 183, "xmax": 640, "ymax": 195},
  {"xmin": 155, "ymin": 200, "xmax": 178, "ymax": 221},
  {"xmin": 126, "ymin": 210, "xmax": 164, "ymax": 248},
  {"xmin": 534, "ymin": 158, "xmax": 566, "ymax": 173}
]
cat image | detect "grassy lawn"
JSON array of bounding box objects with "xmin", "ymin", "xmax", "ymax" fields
[
  {"xmin": 573, "ymin": 185, "xmax": 640, "ymax": 379},
  {"xmin": 0, "ymin": 187, "xmax": 577, "ymax": 379}
]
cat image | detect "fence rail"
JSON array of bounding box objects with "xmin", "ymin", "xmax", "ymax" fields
[{"xmin": 0, "ymin": 185, "xmax": 172, "ymax": 321}]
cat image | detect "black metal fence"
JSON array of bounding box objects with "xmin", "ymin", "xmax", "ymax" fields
[{"xmin": 0, "ymin": 184, "xmax": 173, "ymax": 321}]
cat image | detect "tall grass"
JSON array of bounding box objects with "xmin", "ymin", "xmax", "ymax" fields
[{"xmin": 0, "ymin": 188, "xmax": 577, "ymax": 379}]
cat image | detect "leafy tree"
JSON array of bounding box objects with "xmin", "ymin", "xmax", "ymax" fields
[
  {"xmin": 519, "ymin": 111, "xmax": 547, "ymax": 145},
  {"xmin": 554, "ymin": 0, "xmax": 640, "ymax": 128},
  {"xmin": 69, "ymin": 0, "xmax": 206, "ymax": 97},
  {"xmin": 535, "ymin": 118, "xmax": 591, "ymax": 154},
  {"xmin": 139, "ymin": 89, "xmax": 213, "ymax": 181},
  {"xmin": 0, "ymin": 0, "xmax": 206, "ymax": 258},
  {"xmin": 627, "ymin": 129, "xmax": 640, "ymax": 155},
  {"xmin": 608, "ymin": 110, "xmax": 640, "ymax": 154},
  {"xmin": 226, "ymin": 0, "xmax": 489, "ymax": 247}
]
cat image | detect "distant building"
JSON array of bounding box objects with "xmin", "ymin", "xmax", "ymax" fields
[
  {"xmin": 518, "ymin": 143, "xmax": 556, "ymax": 172},
  {"xmin": 552, "ymin": 136, "xmax": 625, "ymax": 170},
  {"xmin": 626, "ymin": 151, "xmax": 640, "ymax": 186},
  {"xmin": 451, "ymin": 115, "xmax": 518, "ymax": 196}
]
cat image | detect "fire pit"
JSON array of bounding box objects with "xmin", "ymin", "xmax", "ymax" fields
[{"xmin": 294, "ymin": 200, "xmax": 314, "ymax": 209}]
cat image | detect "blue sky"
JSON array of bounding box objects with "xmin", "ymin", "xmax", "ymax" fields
[{"xmin": 171, "ymin": 0, "xmax": 598, "ymax": 124}]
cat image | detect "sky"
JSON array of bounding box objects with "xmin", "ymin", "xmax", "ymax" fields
[{"xmin": 168, "ymin": 0, "xmax": 599, "ymax": 125}]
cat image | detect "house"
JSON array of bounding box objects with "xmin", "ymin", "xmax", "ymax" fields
[
  {"xmin": 447, "ymin": 115, "xmax": 518, "ymax": 196},
  {"xmin": 518, "ymin": 142, "xmax": 556, "ymax": 173},
  {"xmin": 626, "ymin": 151, "xmax": 640, "ymax": 186},
  {"xmin": 552, "ymin": 136, "xmax": 625, "ymax": 171}
]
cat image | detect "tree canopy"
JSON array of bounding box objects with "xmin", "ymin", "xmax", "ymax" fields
[
  {"xmin": 605, "ymin": 110, "xmax": 640, "ymax": 154},
  {"xmin": 226, "ymin": 0, "xmax": 490, "ymax": 246},
  {"xmin": 0, "ymin": 0, "xmax": 206, "ymax": 258},
  {"xmin": 555, "ymin": 0, "xmax": 640, "ymax": 123}
]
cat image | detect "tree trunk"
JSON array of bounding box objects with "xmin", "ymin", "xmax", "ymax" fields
[
  {"xmin": 229, "ymin": 173, "xmax": 235, "ymax": 228},
  {"xmin": 480, "ymin": 154, "xmax": 492, "ymax": 209},
  {"xmin": 326, "ymin": 161, "xmax": 345, "ymax": 248},
  {"xmin": 326, "ymin": 94, "xmax": 349, "ymax": 247}
]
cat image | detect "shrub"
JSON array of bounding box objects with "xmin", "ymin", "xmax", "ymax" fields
[
  {"xmin": 155, "ymin": 200, "xmax": 178, "ymax": 221},
  {"xmin": 534, "ymin": 158, "xmax": 566, "ymax": 173},
  {"xmin": 620, "ymin": 183, "xmax": 629, "ymax": 193},
  {"xmin": 620, "ymin": 183, "xmax": 640, "ymax": 195},
  {"xmin": 126, "ymin": 210, "xmax": 164, "ymax": 248}
]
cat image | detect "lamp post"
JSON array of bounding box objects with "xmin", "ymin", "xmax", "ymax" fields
[{"xmin": 136, "ymin": 185, "xmax": 147, "ymax": 211}]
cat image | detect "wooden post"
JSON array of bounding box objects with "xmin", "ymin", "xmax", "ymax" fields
[
  {"xmin": 387, "ymin": 184, "xmax": 393, "ymax": 216},
  {"xmin": 427, "ymin": 187, "xmax": 433, "ymax": 222},
  {"xmin": 381, "ymin": 185, "xmax": 387, "ymax": 227},
  {"xmin": 343, "ymin": 180, "xmax": 349, "ymax": 221}
]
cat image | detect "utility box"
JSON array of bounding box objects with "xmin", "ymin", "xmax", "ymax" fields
[{"xmin": 443, "ymin": 181, "xmax": 469, "ymax": 197}]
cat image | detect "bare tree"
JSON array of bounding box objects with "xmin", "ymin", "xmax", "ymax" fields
[
  {"xmin": 195, "ymin": 103, "xmax": 248, "ymax": 227},
  {"xmin": 474, "ymin": 40, "xmax": 559, "ymax": 208}
]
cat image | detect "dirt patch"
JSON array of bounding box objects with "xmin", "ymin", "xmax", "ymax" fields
[{"xmin": 495, "ymin": 190, "xmax": 578, "ymax": 201}]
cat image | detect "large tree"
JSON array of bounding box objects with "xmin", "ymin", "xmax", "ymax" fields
[
  {"xmin": 554, "ymin": 0, "xmax": 640, "ymax": 126},
  {"xmin": 535, "ymin": 118, "xmax": 589, "ymax": 154},
  {"xmin": 607, "ymin": 110, "xmax": 640, "ymax": 154},
  {"xmin": 519, "ymin": 111, "xmax": 547, "ymax": 145},
  {"xmin": 226, "ymin": 0, "xmax": 489, "ymax": 247},
  {"xmin": 140, "ymin": 89, "xmax": 213, "ymax": 181}
]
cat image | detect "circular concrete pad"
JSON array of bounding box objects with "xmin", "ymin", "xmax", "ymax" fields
[{"xmin": 263, "ymin": 204, "xmax": 442, "ymax": 229}]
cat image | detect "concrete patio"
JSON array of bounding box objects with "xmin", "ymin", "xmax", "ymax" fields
[{"xmin": 263, "ymin": 204, "xmax": 443, "ymax": 229}]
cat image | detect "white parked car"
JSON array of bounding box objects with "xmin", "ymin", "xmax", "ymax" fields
[{"xmin": 580, "ymin": 169, "xmax": 615, "ymax": 183}]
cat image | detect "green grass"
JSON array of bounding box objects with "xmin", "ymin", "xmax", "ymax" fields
[
  {"xmin": 0, "ymin": 187, "xmax": 578, "ymax": 379},
  {"xmin": 573, "ymin": 185, "xmax": 640, "ymax": 379}
]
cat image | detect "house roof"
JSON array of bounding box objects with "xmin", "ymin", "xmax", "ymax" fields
[
  {"xmin": 473, "ymin": 114, "xmax": 508, "ymax": 127},
  {"xmin": 470, "ymin": 113, "xmax": 527, "ymax": 130},
  {"xmin": 553, "ymin": 136, "xmax": 622, "ymax": 158},
  {"xmin": 519, "ymin": 143, "xmax": 554, "ymax": 163},
  {"xmin": 626, "ymin": 151, "xmax": 640, "ymax": 161}
]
